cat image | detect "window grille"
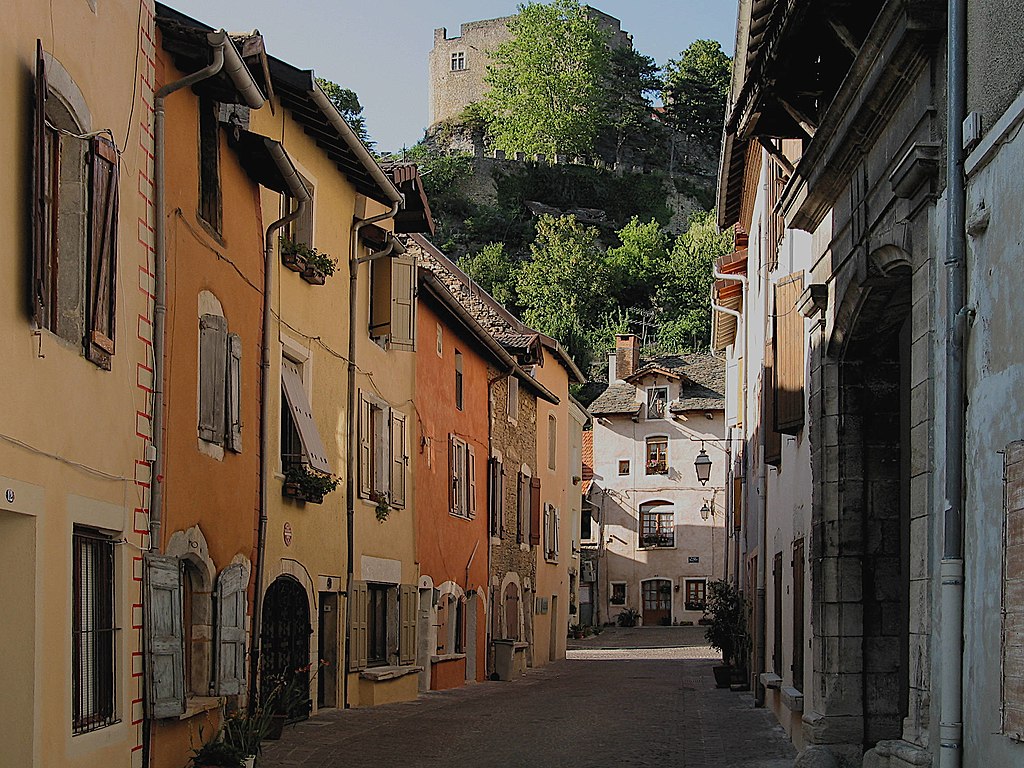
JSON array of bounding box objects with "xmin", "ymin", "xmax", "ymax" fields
[{"xmin": 73, "ymin": 530, "xmax": 117, "ymax": 734}]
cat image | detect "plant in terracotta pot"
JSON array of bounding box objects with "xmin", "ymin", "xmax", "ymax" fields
[
  {"xmin": 302, "ymin": 249, "xmax": 337, "ymax": 285},
  {"xmin": 283, "ymin": 463, "xmax": 339, "ymax": 504},
  {"xmin": 702, "ymin": 579, "xmax": 750, "ymax": 688},
  {"xmin": 279, "ymin": 237, "xmax": 309, "ymax": 273}
]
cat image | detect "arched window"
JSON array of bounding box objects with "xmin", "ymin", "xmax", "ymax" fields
[{"xmin": 639, "ymin": 500, "xmax": 674, "ymax": 548}]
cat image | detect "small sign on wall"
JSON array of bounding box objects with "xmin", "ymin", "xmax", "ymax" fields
[
  {"xmin": 283, "ymin": 522, "xmax": 293, "ymax": 547},
  {"xmin": 688, "ymin": 556, "xmax": 700, "ymax": 563}
]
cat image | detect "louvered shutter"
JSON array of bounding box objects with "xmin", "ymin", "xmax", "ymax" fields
[
  {"xmin": 199, "ymin": 314, "xmax": 228, "ymax": 444},
  {"xmin": 85, "ymin": 136, "xmax": 118, "ymax": 369},
  {"xmin": 226, "ymin": 333, "xmax": 243, "ymax": 452},
  {"xmin": 31, "ymin": 40, "xmax": 49, "ymax": 326},
  {"xmin": 390, "ymin": 254, "xmax": 416, "ymax": 351},
  {"xmin": 449, "ymin": 436, "xmax": 459, "ymax": 515},
  {"xmin": 764, "ymin": 334, "xmax": 782, "ymax": 467},
  {"xmin": 554, "ymin": 508, "xmax": 561, "ymax": 557},
  {"xmin": 391, "ymin": 411, "xmax": 407, "ymax": 507},
  {"xmin": 498, "ymin": 464, "xmax": 505, "ymax": 538},
  {"xmin": 544, "ymin": 505, "xmax": 551, "ymax": 554},
  {"xmin": 358, "ymin": 395, "xmax": 372, "ymax": 497},
  {"xmin": 399, "ymin": 585, "xmax": 417, "ymax": 665},
  {"xmin": 529, "ymin": 477, "xmax": 541, "ymax": 546},
  {"xmin": 145, "ymin": 555, "xmax": 185, "ymax": 718},
  {"xmin": 349, "ymin": 581, "xmax": 368, "ymax": 671},
  {"xmin": 281, "ymin": 360, "xmax": 331, "ymax": 473},
  {"xmin": 467, "ymin": 446, "xmax": 477, "ymax": 518},
  {"xmin": 774, "ymin": 272, "xmax": 805, "ymax": 434},
  {"xmin": 376, "ymin": 405, "xmax": 392, "ymax": 497},
  {"xmin": 215, "ymin": 563, "xmax": 247, "ymax": 695}
]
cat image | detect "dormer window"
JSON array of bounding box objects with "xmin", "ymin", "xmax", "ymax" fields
[{"xmin": 647, "ymin": 387, "xmax": 668, "ymax": 419}]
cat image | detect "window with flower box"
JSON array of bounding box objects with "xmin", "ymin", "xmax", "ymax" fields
[
  {"xmin": 640, "ymin": 503, "xmax": 674, "ymax": 548},
  {"xmin": 645, "ymin": 436, "xmax": 668, "ymax": 475}
]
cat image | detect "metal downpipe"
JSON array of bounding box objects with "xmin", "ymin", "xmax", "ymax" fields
[{"xmin": 940, "ymin": 0, "xmax": 968, "ymax": 764}]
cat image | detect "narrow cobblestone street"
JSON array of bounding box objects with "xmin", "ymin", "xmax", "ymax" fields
[{"xmin": 260, "ymin": 628, "xmax": 795, "ymax": 768}]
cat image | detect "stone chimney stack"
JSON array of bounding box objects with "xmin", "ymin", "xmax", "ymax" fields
[{"xmin": 614, "ymin": 334, "xmax": 640, "ymax": 381}]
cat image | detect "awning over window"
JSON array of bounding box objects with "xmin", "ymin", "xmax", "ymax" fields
[{"xmin": 281, "ymin": 362, "xmax": 331, "ymax": 474}]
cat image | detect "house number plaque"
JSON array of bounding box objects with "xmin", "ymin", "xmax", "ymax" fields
[{"xmin": 283, "ymin": 522, "xmax": 293, "ymax": 547}]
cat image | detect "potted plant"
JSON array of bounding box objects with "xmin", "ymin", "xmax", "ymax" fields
[
  {"xmin": 568, "ymin": 622, "xmax": 584, "ymax": 640},
  {"xmin": 301, "ymin": 249, "xmax": 337, "ymax": 285},
  {"xmin": 616, "ymin": 607, "xmax": 640, "ymax": 627},
  {"xmin": 190, "ymin": 731, "xmax": 244, "ymax": 768},
  {"xmin": 279, "ymin": 237, "xmax": 308, "ymax": 273},
  {"xmin": 702, "ymin": 579, "xmax": 750, "ymax": 688},
  {"xmin": 283, "ymin": 464, "xmax": 339, "ymax": 504},
  {"xmin": 223, "ymin": 708, "xmax": 273, "ymax": 767},
  {"xmin": 371, "ymin": 490, "xmax": 393, "ymax": 522}
]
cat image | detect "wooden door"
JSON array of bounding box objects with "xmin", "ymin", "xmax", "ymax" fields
[{"xmin": 642, "ymin": 580, "xmax": 671, "ymax": 626}]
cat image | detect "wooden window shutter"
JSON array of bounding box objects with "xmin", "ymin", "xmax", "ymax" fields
[
  {"xmin": 375, "ymin": 405, "xmax": 392, "ymax": 497},
  {"xmin": 349, "ymin": 581, "xmax": 369, "ymax": 671},
  {"xmin": 390, "ymin": 411, "xmax": 407, "ymax": 508},
  {"xmin": 226, "ymin": 333, "xmax": 243, "ymax": 452},
  {"xmin": 358, "ymin": 395, "xmax": 372, "ymax": 498},
  {"xmin": 764, "ymin": 334, "xmax": 782, "ymax": 466},
  {"xmin": 281, "ymin": 360, "xmax": 331, "ymax": 473},
  {"xmin": 507, "ymin": 376, "xmax": 519, "ymax": 421},
  {"xmin": 369, "ymin": 257, "xmax": 392, "ymax": 340},
  {"xmin": 31, "ymin": 40, "xmax": 49, "ymax": 327},
  {"xmin": 390, "ymin": 254, "xmax": 416, "ymax": 351},
  {"xmin": 498, "ymin": 464, "xmax": 506, "ymax": 539},
  {"xmin": 529, "ymin": 477, "xmax": 542, "ymax": 546},
  {"xmin": 144, "ymin": 554, "xmax": 185, "ymax": 718},
  {"xmin": 516, "ymin": 472, "xmax": 526, "ymax": 543},
  {"xmin": 544, "ymin": 505, "xmax": 551, "ymax": 554},
  {"xmin": 399, "ymin": 585, "xmax": 417, "ymax": 665},
  {"xmin": 467, "ymin": 446, "xmax": 477, "ymax": 518},
  {"xmin": 554, "ymin": 508, "xmax": 561, "ymax": 556},
  {"xmin": 215, "ymin": 563, "xmax": 247, "ymax": 695},
  {"xmin": 199, "ymin": 314, "xmax": 228, "ymax": 444},
  {"xmin": 774, "ymin": 272, "xmax": 805, "ymax": 434},
  {"xmin": 448, "ymin": 435, "xmax": 459, "ymax": 515},
  {"xmin": 85, "ymin": 136, "xmax": 118, "ymax": 369}
]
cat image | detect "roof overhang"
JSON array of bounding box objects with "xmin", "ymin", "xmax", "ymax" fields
[{"xmin": 388, "ymin": 164, "xmax": 435, "ymax": 235}]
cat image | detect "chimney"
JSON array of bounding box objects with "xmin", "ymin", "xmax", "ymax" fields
[{"xmin": 615, "ymin": 334, "xmax": 640, "ymax": 381}]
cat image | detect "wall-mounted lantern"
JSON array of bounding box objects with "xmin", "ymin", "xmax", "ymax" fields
[{"xmin": 694, "ymin": 445, "xmax": 712, "ymax": 486}]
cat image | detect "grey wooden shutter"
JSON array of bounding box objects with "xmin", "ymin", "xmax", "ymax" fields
[
  {"xmin": 85, "ymin": 136, "xmax": 119, "ymax": 370},
  {"xmin": 529, "ymin": 477, "xmax": 542, "ymax": 546},
  {"xmin": 554, "ymin": 508, "xmax": 561, "ymax": 557},
  {"xmin": 390, "ymin": 254, "xmax": 416, "ymax": 351},
  {"xmin": 31, "ymin": 40, "xmax": 49, "ymax": 327},
  {"xmin": 199, "ymin": 314, "xmax": 228, "ymax": 444},
  {"xmin": 349, "ymin": 581, "xmax": 368, "ymax": 671},
  {"xmin": 281, "ymin": 360, "xmax": 331, "ymax": 473},
  {"xmin": 544, "ymin": 505, "xmax": 552, "ymax": 555},
  {"xmin": 467, "ymin": 446, "xmax": 477, "ymax": 518},
  {"xmin": 226, "ymin": 333, "xmax": 243, "ymax": 452},
  {"xmin": 399, "ymin": 585, "xmax": 417, "ymax": 665},
  {"xmin": 144, "ymin": 554, "xmax": 185, "ymax": 719},
  {"xmin": 358, "ymin": 395, "xmax": 371, "ymax": 497},
  {"xmin": 390, "ymin": 411, "xmax": 407, "ymax": 508},
  {"xmin": 215, "ymin": 563, "xmax": 247, "ymax": 695}
]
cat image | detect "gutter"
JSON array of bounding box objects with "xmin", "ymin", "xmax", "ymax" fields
[
  {"xmin": 249, "ymin": 139, "xmax": 310, "ymax": 713},
  {"xmin": 343, "ymin": 200, "xmax": 403, "ymax": 709},
  {"xmin": 940, "ymin": 0, "xmax": 969, "ymax": 765}
]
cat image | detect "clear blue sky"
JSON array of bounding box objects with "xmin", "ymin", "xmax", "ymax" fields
[{"xmin": 166, "ymin": 1, "xmax": 740, "ymax": 153}]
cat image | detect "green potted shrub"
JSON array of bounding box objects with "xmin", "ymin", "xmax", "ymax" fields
[
  {"xmin": 301, "ymin": 249, "xmax": 337, "ymax": 285},
  {"xmin": 371, "ymin": 490, "xmax": 394, "ymax": 522},
  {"xmin": 702, "ymin": 579, "xmax": 750, "ymax": 688},
  {"xmin": 283, "ymin": 464, "xmax": 339, "ymax": 504},
  {"xmin": 616, "ymin": 607, "xmax": 640, "ymax": 627},
  {"xmin": 190, "ymin": 731, "xmax": 244, "ymax": 768},
  {"xmin": 223, "ymin": 708, "xmax": 273, "ymax": 767},
  {"xmin": 279, "ymin": 237, "xmax": 309, "ymax": 273}
]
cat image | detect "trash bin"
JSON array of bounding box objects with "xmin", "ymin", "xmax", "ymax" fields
[{"xmin": 493, "ymin": 639, "xmax": 516, "ymax": 681}]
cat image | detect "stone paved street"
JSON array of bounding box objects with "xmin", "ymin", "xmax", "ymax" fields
[{"xmin": 259, "ymin": 628, "xmax": 796, "ymax": 767}]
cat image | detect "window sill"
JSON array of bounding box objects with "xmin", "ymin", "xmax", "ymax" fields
[
  {"xmin": 781, "ymin": 686, "xmax": 804, "ymax": 712},
  {"xmin": 358, "ymin": 665, "xmax": 423, "ymax": 682},
  {"xmin": 759, "ymin": 673, "xmax": 783, "ymax": 690},
  {"xmin": 180, "ymin": 696, "xmax": 224, "ymax": 720},
  {"xmin": 430, "ymin": 653, "xmax": 466, "ymax": 664}
]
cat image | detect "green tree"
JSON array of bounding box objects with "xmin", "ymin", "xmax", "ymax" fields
[
  {"xmin": 605, "ymin": 47, "xmax": 663, "ymax": 165},
  {"xmin": 662, "ymin": 40, "xmax": 731, "ymax": 155},
  {"xmin": 482, "ymin": 0, "xmax": 610, "ymax": 156},
  {"xmin": 316, "ymin": 77, "xmax": 373, "ymax": 149},
  {"xmin": 518, "ymin": 214, "xmax": 613, "ymax": 367},
  {"xmin": 606, "ymin": 216, "xmax": 669, "ymax": 311},
  {"xmin": 655, "ymin": 209, "xmax": 733, "ymax": 351},
  {"xmin": 458, "ymin": 242, "xmax": 521, "ymax": 309}
]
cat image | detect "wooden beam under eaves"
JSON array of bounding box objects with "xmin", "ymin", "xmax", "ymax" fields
[
  {"xmin": 776, "ymin": 96, "xmax": 817, "ymax": 139},
  {"xmin": 827, "ymin": 19, "xmax": 860, "ymax": 56}
]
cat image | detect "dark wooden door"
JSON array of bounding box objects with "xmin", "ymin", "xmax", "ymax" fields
[
  {"xmin": 642, "ymin": 580, "xmax": 671, "ymax": 626},
  {"xmin": 261, "ymin": 576, "xmax": 311, "ymax": 721}
]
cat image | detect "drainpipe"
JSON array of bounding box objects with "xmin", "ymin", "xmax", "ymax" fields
[
  {"xmin": 342, "ymin": 200, "xmax": 402, "ymax": 709},
  {"xmin": 150, "ymin": 30, "xmax": 264, "ymax": 553},
  {"xmin": 940, "ymin": 0, "xmax": 968, "ymax": 765},
  {"xmin": 249, "ymin": 142, "xmax": 310, "ymax": 712},
  {"xmin": 147, "ymin": 29, "xmax": 263, "ymax": 768}
]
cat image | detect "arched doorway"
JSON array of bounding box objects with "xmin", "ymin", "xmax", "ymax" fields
[
  {"xmin": 261, "ymin": 575, "xmax": 311, "ymax": 722},
  {"xmin": 641, "ymin": 579, "xmax": 672, "ymax": 626},
  {"xmin": 503, "ymin": 582, "xmax": 521, "ymax": 640}
]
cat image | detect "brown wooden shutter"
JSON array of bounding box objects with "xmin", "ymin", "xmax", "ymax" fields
[
  {"xmin": 773, "ymin": 552, "xmax": 783, "ymax": 675},
  {"xmin": 774, "ymin": 272, "xmax": 805, "ymax": 434},
  {"xmin": 764, "ymin": 335, "xmax": 782, "ymax": 467},
  {"xmin": 399, "ymin": 584, "xmax": 417, "ymax": 665},
  {"xmin": 85, "ymin": 136, "xmax": 118, "ymax": 369},
  {"xmin": 529, "ymin": 477, "xmax": 541, "ymax": 546},
  {"xmin": 144, "ymin": 554, "xmax": 185, "ymax": 718},
  {"xmin": 390, "ymin": 411, "xmax": 407, "ymax": 508},
  {"xmin": 349, "ymin": 581, "xmax": 368, "ymax": 671},
  {"xmin": 226, "ymin": 333, "xmax": 243, "ymax": 452},
  {"xmin": 449, "ymin": 435, "xmax": 458, "ymax": 515},
  {"xmin": 199, "ymin": 314, "xmax": 228, "ymax": 444},
  {"xmin": 215, "ymin": 562, "xmax": 247, "ymax": 695},
  {"xmin": 390, "ymin": 254, "xmax": 416, "ymax": 351},
  {"xmin": 370, "ymin": 258, "xmax": 391, "ymax": 339},
  {"xmin": 31, "ymin": 40, "xmax": 49, "ymax": 326},
  {"xmin": 467, "ymin": 445, "xmax": 477, "ymax": 518},
  {"xmin": 792, "ymin": 538, "xmax": 805, "ymax": 692}
]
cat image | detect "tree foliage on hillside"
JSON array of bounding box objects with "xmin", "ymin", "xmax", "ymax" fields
[
  {"xmin": 661, "ymin": 39, "xmax": 732, "ymax": 150},
  {"xmin": 482, "ymin": 0, "xmax": 610, "ymax": 156}
]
